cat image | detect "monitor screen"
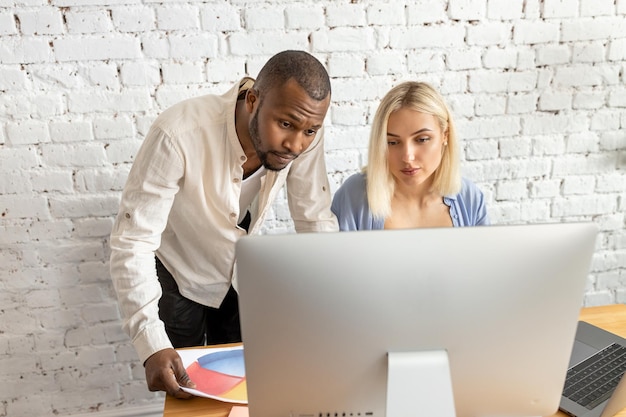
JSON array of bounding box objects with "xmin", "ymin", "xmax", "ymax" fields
[{"xmin": 235, "ymin": 223, "xmax": 597, "ymax": 417}]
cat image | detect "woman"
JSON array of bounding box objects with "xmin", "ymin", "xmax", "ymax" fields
[{"xmin": 332, "ymin": 81, "xmax": 489, "ymax": 230}]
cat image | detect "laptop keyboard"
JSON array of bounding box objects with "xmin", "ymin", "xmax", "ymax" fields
[{"xmin": 563, "ymin": 342, "xmax": 626, "ymax": 410}]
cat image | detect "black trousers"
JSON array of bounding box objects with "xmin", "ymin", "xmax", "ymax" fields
[
  {"xmin": 155, "ymin": 211, "xmax": 250, "ymax": 348},
  {"xmin": 156, "ymin": 258, "xmax": 242, "ymax": 348}
]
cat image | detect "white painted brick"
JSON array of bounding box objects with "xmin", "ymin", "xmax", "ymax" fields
[
  {"xmin": 120, "ymin": 61, "xmax": 161, "ymax": 86},
  {"xmin": 48, "ymin": 195, "xmax": 120, "ymax": 218},
  {"xmin": 597, "ymin": 173, "xmax": 626, "ymax": 193},
  {"xmin": 488, "ymin": 201, "xmax": 522, "ymax": 224},
  {"xmin": 285, "ymin": 4, "xmax": 324, "ymax": 29},
  {"xmin": 513, "ymin": 21, "xmax": 560, "ymax": 44},
  {"xmin": 0, "ymin": 12, "xmax": 17, "ymax": 35},
  {"xmin": 326, "ymin": 4, "xmax": 367, "ymax": 27},
  {"xmin": 85, "ymin": 63, "xmax": 121, "ymax": 89},
  {"xmin": 330, "ymin": 104, "xmax": 368, "ymax": 126},
  {"xmin": 572, "ymin": 42, "xmax": 605, "ymax": 63},
  {"xmin": 54, "ymin": 37, "xmax": 141, "ymax": 62},
  {"xmin": 556, "ymin": 65, "xmax": 620, "ymax": 87},
  {"xmin": 530, "ymin": 179, "xmax": 561, "ymax": 198},
  {"xmin": 229, "ymin": 31, "xmax": 307, "ymax": 55},
  {"xmin": 523, "ymin": 113, "xmax": 589, "ymax": 135},
  {"xmin": 573, "ymin": 90, "xmax": 607, "ymax": 110},
  {"xmin": 446, "ymin": 48, "xmax": 482, "ymax": 70},
  {"xmin": 328, "ymin": 53, "xmax": 364, "ymax": 77},
  {"xmin": 367, "ymin": 51, "xmax": 406, "ymax": 75},
  {"xmin": 0, "ymin": 195, "xmax": 50, "ymax": 219},
  {"xmin": 111, "ymin": 7, "xmax": 155, "ymax": 32},
  {"xmin": 482, "ymin": 46, "xmax": 517, "ymax": 69},
  {"xmin": 407, "ymin": 51, "xmax": 446, "ymax": 73},
  {"xmin": 407, "ymin": 0, "xmax": 447, "ymax": 24},
  {"xmin": 0, "ymin": 67, "xmax": 29, "ymax": 90},
  {"xmin": 499, "ymin": 137, "xmax": 532, "ymax": 157},
  {"xmin": 206, "ymin": 57, "xmax": 246, "ymax": 82},
  {"xmin": 523, "ymin": 0, "xmax": 542, "ymax": 18},
  {"xmin": 31, "ymin": 170, "xmax": 74, "ymax": 193},
  {"xmin": 609, "ymin": 88, "xmax": 626, "ymax": 107},
  {"xmin": 49, "ymin": 121, "xmax": 93, "ymax": 143},
  {"xmin": 475, "ymin": 94, "xmax": 506, "ymax": 115},
  {"xmin": 156, "ymin": 6, "xmax": 199, "ymax": 30},
  {"xmin": 200, "ymin": 4, "xmax": 240, "ymax": 31},
  {"xmin": 312, "ymin": 27, "xmax": 376, "ymax": 52},
  {"xmin": 538, "ymin": 90, "xmax": 572, "ymax": 111},
  {"xmin": 591, "ymin": 110, "xmax": 622, "ymax": 131},
  {"xmin": 244, "ymin": 6, "xmax": 284, "ymax": 30},
  {"xmin": 448, "ymin": 0, "xmax": 486, "ymax": 20},
  {"xmin": 507, "ymin": 92, "xmax": 538, "ymax": 114},
  {"xmin": 496, "ymin": 179, "xmax": 529, "ymax": 200},
  {"xmin": 580, "ymin": 0, "xmax": 615, "ymax": 16},
  {"xmin": 74, "ymin": 217, "xmax": 114, "ymax": 238},
  {"xmin": 532, "ymin": 134, "xmax": 566, "ymax": 155},
  {"xmin": 566, "ymin": 132, "xmax": 600, "ymax": 153},
  {"xmin": 469, "ymin": 70, "xmax": 537, "ymax": 93},
  {"xmin": 487, "ymin": 0, "xmax": 524, "ymax": 20},
  {"xmin": 536, "ymin": 44, "xmax": 571, "ymax": 66},
  {"xmin": 169, "ymin": 33, "xmax": 218, "ymax": 59},
  {"xmin": 562, "ymin": 17, "xmax": 626, "ymax": 42},
  {"xmin": 0, "ymin": 171, "xmax": 32, "ymax": 194},
  {"xmin": 599, "ymin": 131, "xmax": 626, "ymax": 151},
  {"xmin": 17, "ymin": 8, "xmax": 64, "ymax": 35},
  {"xmin": 457, "ymin": 115, "xmax": 521, "ymax": 139},
  {"xmin": 520, "ymin": 199, "xmax": 552, "ymax": 222},
  {"xmin": 553, "ymin": 154, "xmax": 618, "ymax": 176},
  {"xmin": 41, "ymin": 143, "xmax": 107, "ymax": 167},
  {"xmin": 106, "ymin": 139, "xmax": 143, "ymax": 164},
  {"xmin": 543, "ymin": 0, "xmax": 579, "ymax": 18},
  {"xmin": 390, "ymin": 25, "xmax": 465, "ymax": 48},
  {"xmin": 465, "ymin": 139, "xmax": 499, "ymax": 160},
  {"xmin": 6, "ymin": 121, "xmax": 50, "ymax": 145},
  {"xmin": 162, "ymin": 62, "xmax": 204, "ymax": 84},
  {"xmin": 93, "ymin": 117, "xmax": 133, "ymax": 140},
  {"xmin": 553, "ymin": 194, "xmax": 617, "ymax": 216},
  {"xmin": 367, "ymin": 3, "xmax": 405, "ymax": 25},
  {"xmin": 0, "ymin": 37, "xmax": 51, "ymax": 64},
  {"xmin": 608, "ymin": 39, "xmax": 626, "ymax": 61},
  {"xmin": 68, "ymin": 89, "xmax": 152, "ymax": 113},
  {"xmin": 65, "ymin": 10, "xmax": 113, "ymax": 33},
  {"xmin": 447, "ymin": 93, "xmax": 476, "ymax": 118},
  {"xmin": 563, "ymin": 175, "xmax": 596, "ymax": 195}
]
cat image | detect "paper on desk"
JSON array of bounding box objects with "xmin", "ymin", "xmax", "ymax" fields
[{"xmin": 176, "ymin": 345, "xmax": 247, "ymax": 404}]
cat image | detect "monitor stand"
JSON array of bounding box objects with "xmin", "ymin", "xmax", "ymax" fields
[{"xmin": 386, "ymin": 350, "xmax": 457, "ymax": 417}]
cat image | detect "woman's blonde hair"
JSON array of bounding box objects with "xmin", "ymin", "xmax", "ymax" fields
[{"xmin": 366, "ymin": 81, "xmax": 461, "ymax": 219}]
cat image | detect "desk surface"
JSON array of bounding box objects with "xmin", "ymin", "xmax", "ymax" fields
[{"xmin": 163, "ymin": 304, "xmax": 626, "ymax": 417}]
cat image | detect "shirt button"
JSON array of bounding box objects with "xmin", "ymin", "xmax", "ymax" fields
[
  {"xmin": 233, "ymin": 178, "xmax": 240, "ymax": 183},
  {"xmin": 230, "ymin": 212, "xmax": 237, "ymax": 219},
  {"xmin": 124, "ymin": 213, "xmax": 131, "ymax": 219},
  {"xmin": 240, "ymin": 155, "xmax": 246, "ymax": 161}
]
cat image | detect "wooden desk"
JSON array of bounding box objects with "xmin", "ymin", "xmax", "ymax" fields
[{"xmin": 163, "ymin": 304, "xmax": 626, "ymax": 417}]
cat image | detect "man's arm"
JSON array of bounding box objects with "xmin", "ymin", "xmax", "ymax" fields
[
  {"xmin": 109, "ymin": 128, "xmax": 194, "ymax": 396},
  {"xmin": 286, "ymin": 127, "xmax": 339, "ymax": 233}
]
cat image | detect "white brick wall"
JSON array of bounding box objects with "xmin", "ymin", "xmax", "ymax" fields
[{"xmin": 0, "ymin": 1, "xmax": 624, "ymax": 416}]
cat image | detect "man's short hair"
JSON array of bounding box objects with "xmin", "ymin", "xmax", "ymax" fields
[{"xmin": 254, "ymin": 50, "xmax": 331, "ymax": 101}]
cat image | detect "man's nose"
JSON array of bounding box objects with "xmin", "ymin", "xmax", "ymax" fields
[{"xmin": 283, "ymin": 132, "xmax": 309, "ymax": 154}]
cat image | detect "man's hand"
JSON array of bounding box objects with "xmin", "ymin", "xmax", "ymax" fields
[{"xmin": 144, "ymin": 348, "xmax": 196, "ymax": 398}]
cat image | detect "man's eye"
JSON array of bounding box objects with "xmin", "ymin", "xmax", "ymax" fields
[
  {"xmin": 280, "ymin": 121, "xmax": 291, "ymax": 128},
  {"xmin": 305, "ymin": 129, "xmax": 317, "ymax": 136}
]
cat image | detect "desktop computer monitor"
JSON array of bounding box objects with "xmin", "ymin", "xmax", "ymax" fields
[{"xmin": 235, "ymin": 223, "xmax": 598, "ymax": 417}]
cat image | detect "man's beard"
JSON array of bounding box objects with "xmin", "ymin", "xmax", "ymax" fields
[{"xmin": 249, "ymin": 110, "xmax": 294, "ymax": 172}]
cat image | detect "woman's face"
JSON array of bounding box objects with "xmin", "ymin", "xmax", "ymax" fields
[{"xmin": 386, "ymin": 107, "xmax": 447, "ymax": 190}]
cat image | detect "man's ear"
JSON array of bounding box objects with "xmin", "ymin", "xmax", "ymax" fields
[{"xmin": 245, "ymin": 88, "xmax": 259, "ymax": 113}]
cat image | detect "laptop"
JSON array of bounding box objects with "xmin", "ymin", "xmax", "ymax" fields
[{"xmin": 560, "ymin": 321, "xmax": 626, "ymax": 417}]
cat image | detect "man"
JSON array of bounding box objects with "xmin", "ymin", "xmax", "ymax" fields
[{"xmin": 109, "ymin": 50, "xmax": 337, "ymax": 398}]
